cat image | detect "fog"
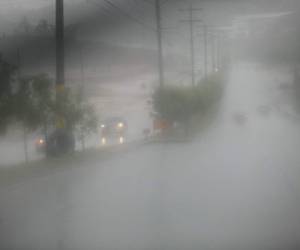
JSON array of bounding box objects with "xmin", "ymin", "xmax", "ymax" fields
[{"xmin": 1, "ymin": 0, "xmax": 300, "ymax": 249}]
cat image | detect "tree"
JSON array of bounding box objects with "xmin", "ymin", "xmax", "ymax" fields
[
  {"xmin": 0, "ymin": 55, "xmax": 17, "ymax": 134},
  {"xmin": 53, "ymin": 86, "xmax": 98, "ymax": 151},
  {"xmin": 152, "ymin": 73, "xmax": 223, "ymax": 136},
  {"xmin": 17, "ymin": 17, "xmax": 32, "ymax": 35},
  {"xmin": 77, "ymin": 102, "xmax": 98, "ymax": 150},
  {"xmin": 30, "ymin": 74, "xmax": 55, "ymax": 144},
  {"xmin": 1, "ymin": 70, "xmax": 98, "ymax": 159},
  {"xmin": 153, "ymin": 85, "xmax": 197, "ymax": 122},
  {"xmin": 35, "ymin": 19, "xmax": 52, "ymax": 35},
  {"xmin": 13, "ymin": 74, "xmax": 55, "ymax": 161},
  {"xmin": 14, "ymin": 77, "xmax": 41, "ymax": 162}
]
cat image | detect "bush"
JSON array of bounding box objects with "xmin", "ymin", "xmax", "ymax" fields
[
  {"xmin": 196, "ymin": 73, "xmax": 223, "ymax": 111},
  {"xmin": 0, "ymin": 55, "xmax": 17, "ymax": 133},
  {"xmin": 13, "ymin": 74, "xmax": 98, "ymax": 155},
  {"xmin": 152, "ymin": 73, "xmax": 223, "ymax": 126},
  {"xmin": 51, "ymin": 86, "xmax": 99, "ymax": 150}
]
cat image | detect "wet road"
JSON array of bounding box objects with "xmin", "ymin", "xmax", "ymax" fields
[{"xmin": 1, "ymin": 63, "xmax": 300, "ymax": 250}]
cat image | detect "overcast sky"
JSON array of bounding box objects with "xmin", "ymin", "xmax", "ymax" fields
[
  {"xmin": 0, "ymin": 0, "xmax": 82, "ymax": 10},
  {"xmin": 0, "ymin": 0, "xmax": 298, "ymax": 49}
]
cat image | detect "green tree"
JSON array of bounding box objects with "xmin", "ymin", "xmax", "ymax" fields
[
  {"xmin": 152, "ymin": 73, "xmax": 223, "ymax": 136},
  {"xmin": 77, "ymin": 103, "xmax": 98, "ymax": 150},
  {"xmin": 0, "ymin": 55, "xmax": 17, "ymax": 134},
  {"xmin": 30, "ymin": 74, "xmax": 55, "ymax": 144},
  {"xmin": 17, "ymin": 17, "xmax": 32, "ymax": 34},
  {"xmin": 14, "ymin": 77, "xmax": 40, "ymax": 162},
  {"xmin": 9, "ymin": 72, "xmax": 98, "ymax": 158},
  {"xmin": 35, "ymin": 19, "xmax": 52, "ymax": 35},
  {"xmin": 153, "ymin": 86, "xmax": 197, "ymax": 121},
  {"xmin": 53, "ymin": 86, "xmax": 98, "ymax": 151}
]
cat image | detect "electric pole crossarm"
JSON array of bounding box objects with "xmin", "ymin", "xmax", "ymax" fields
[
  {"xmin": 203, "ymin": 24, "xmax": 208, "ymax": 78},
  {"xmin": 136, "ymin": 0, "xmax": 166, "ymax": 87}
]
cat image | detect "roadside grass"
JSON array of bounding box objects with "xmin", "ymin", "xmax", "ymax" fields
[
  {"xmin": 0, "ymin": 149, "xmax": 92, "ymax": 187},
  {"xmin": 0, "ymin": 143, "xmax": 139, "ymax": 187}
]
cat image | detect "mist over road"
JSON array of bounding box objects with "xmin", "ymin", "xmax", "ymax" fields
[{"xmin": 1, "ymin": 63, "xmax": 300, "ymax": 250}]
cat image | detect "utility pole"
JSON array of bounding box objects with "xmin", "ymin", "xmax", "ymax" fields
[
  {"xmin": 55, "ymin": 1, "xmax": 67, "ymax": 249},
  {"xmin": 17, "ymin": 49, "xmax": 29, "ymax": 163},
  {"xmin": 217, "ymin": 31, "xmax": 220, "ymax": 70},
  {"xmin": 79, "ymin": 45, "xmax": 85, "ymax": 96},
  {"xmin": 79, "ymin": 45, "xmax": 86, "ymax": 151},
  {"xmin": 210, "ymin": 29, "xmax": 221, "ymax": 72},
  {"xmin": 155, "ymin": 0, "xmax": 164, "ymax": 87},
  {"xmin": 180, "ymin": 2, "xmax": 202, "ymax": 86},
  {"xmin": 210, "ymin": 31, "xmax": 216, "ymax": 73},
  {"xmin": 56, "ymin": 0, "xmax": 64, "ymax": 93},
  {"xmin": 216, "ymin": 30, "xmax": 222, "ymax": 70},
  {"xmin": 189, "ymin": 2, "xmax": 195, "ymax": 86},
  {"xmin": 203, "ymin": 25, "xmax": 223, "ymax": 73},
  {"xmin": 203, "ymin": 24, "xmax": 208, "ymax": 79},
  {"xmin": 55, "ymin": 0, "xmax": 66, "ymax": 132}
]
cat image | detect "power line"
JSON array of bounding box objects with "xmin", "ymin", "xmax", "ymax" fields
[
  {"xmin": 0, "ymin": 0, "xmax": 48, "ymax": 6},
  {"xmin": 87, "ymin": 0, "xmax": 155, "ymax": 31},
  {"xmin": 0, "ymin": 0, "xmax": 48, "ymax": 3},
  {"xmin": 56, "ymin": 0, "xmax": 64, "ymax": 87},
  {"xmin": 180, "ymin": 2, "xmax": 202, "ymax": 86},
  {"xmin": 143, "ymin": 0, "xmax": 173, "ymax": 7},
  {"xmin": 85, "ymin": 0, "xmax": 116, "ymax": 17},
  {"xmin": 155, "ymin": 0, "xmax": 164, "ymax": 87},
  {"xmin": 128, "ymin": 0, "xmax": 150, "ymax": 22},
  {"xmin": 103, "ymin": 0, "xmax": 156, "ymax": 30},
  {"xmin": 203, "ymin": 24, "xmax": 208, "ymax": 78}
]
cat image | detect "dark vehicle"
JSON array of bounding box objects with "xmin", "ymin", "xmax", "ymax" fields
[
  {"xmin": 46, "ymin": 128, "xmax": 75, "ymax": 156},
  {"xmin": 100, "ymin": 117, "xmax": 128, "ymax": 145},
  {"xmin": 34, "ymin": 129, "xmax": 75, "ymax": 156}
]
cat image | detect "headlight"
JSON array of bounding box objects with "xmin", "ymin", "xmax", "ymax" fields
[
  {"xmin": 117, "ymin": 122, "xmax": 124, "ymax": 128},
  {"xmin": 101, "ymin": 124, "xmax": 105, "ymax": 128},
  {"xmin": 101, "ymin": 137, "xmax": 106, "ymax": 145},
  {"xmin": 119, "ymin": 136, "xmax": 124, "ymax": 144},
  {"xmin": 36, "ymin": 139, "xmax": 44, "ymax": 145}
]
